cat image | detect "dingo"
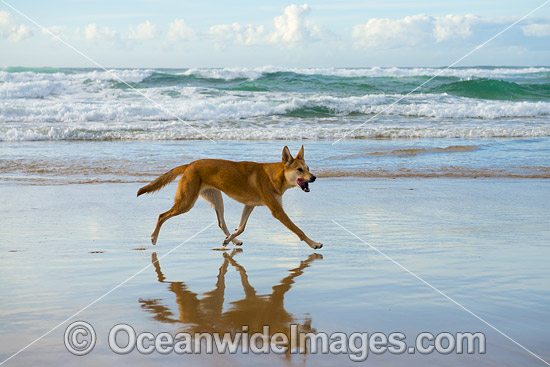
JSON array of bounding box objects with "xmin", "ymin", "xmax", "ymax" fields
[{"xmin": 137, "ymin": 146, "xmax": 322, "ymax": 249}]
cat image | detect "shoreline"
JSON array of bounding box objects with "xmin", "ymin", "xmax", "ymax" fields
[
  {"xmin": 1, "ymin": 175, "xmax": 550, "ymax": 187},
  {"xmin": 1, "ymin": 138, "xmax": 549, "ymax": 184}
]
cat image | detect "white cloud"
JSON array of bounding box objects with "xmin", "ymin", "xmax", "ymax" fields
[
  {"xmin": 84, "ymin": 23, "xmax": 118, "ymax": 41},
  {"xmin": 352, "ymin": 14, "xmax": 504, "ymax": 48},
  {"xmin": 353, "ymin": 14, "xmax": 433, "ymax": 48},
  {"xmin": 41, "ymin": 25, "xmax": 68, "ymax": 40},
  {"xmin": 270, "ymin": 4, "xmax": 321, "ymax": 44},
  {"xmin": 521, "ymin": 23, "xmax": 550, "ymax": 37},
  {"xmin": 0, "ymin": 10, "xmax": 33, "ymax": 42},
  {"xmin": 433, "ymin": 14, "xmax": 477, "ymax": 42},
  {"xmin": 208, "ymin": 3, "xmax": 321, "ymax": 47},
  {"xmin": 9, "ymin": 24, "xmax": 31, "ymax": 42},
  {"xmin": 127, "ymin": 20, "xmax": 159, "ymax": 40},
  {"xmin": 209, "ymin": 22, "xmax": 265, "ymax": 45},
  {"xmin": 167, "ymin": 19, "xmax": 195, "ymax": 41},
  {"xmin": 81, "ymin": 21, "xmax": 159, "ymax": 46}
]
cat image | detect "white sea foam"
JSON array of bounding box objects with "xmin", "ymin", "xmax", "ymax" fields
[
  {"xmin": 1, "ymin": 66, "xmax": 546, "ymax": 99},
  {"xmin": 1, "ymin": 91, "xmax": 548, "ymax": 122},
  {"xmin": 181, "ymin": 67, "xmax": 268, "ymax": 81},
  {"xmin": 179, "ymin": 66, "xmax": 550, "ymax": 80},
  {"xmin": 83, "ymin": 69, "xmax": 154, "ymax": 83},
  {"xmin": 2, "ymin": 122, "xmax": 550, "ymax": 141},
  {"xmin": 0, "ymin": 80, "xmax": 67, "ymax": 98},
  {"xmin": 7, "ymin": 66, "xmax": 536, "ymax": 84},
  {"xmin": 294, "ymin": 66, "xmax": 550, "ymax": 79},
  {"xmin": 0, "ymin": 69, "xmax": 152, "ymax": 83},
  {"xmin": 0, "ymin": 69, "xmax": 153, "ymax": 98}
]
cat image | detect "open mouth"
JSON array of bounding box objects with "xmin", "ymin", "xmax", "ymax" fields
[{"xmin": 296, "ymin": 178, "xmax": 310, "ymax": 192}]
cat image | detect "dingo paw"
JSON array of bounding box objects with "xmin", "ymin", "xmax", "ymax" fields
[{"xmin": 309, "ymin": 241, "xmax": 323, "ymax": 250}]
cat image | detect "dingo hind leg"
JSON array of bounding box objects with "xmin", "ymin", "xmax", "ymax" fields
[
  {"xmin": 151, "ymin": 174, "xmax": 201, "ymax": 245},
  {"xmin": 223, "ymin": 205, "xmax": 254, "ymax": 246},
  {"xmin": 200, "ymin": 188, "xmax": 243, "ymax": 246}
]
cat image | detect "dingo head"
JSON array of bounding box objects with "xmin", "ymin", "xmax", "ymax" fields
[{"xmin": 282, "ymin": 145, "xmax": 317, "ymax": 192}]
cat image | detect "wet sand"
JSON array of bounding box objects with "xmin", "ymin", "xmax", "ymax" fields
[{"xmin": 1, "ymin": 178, "xmax": 549, "ymax": 366}]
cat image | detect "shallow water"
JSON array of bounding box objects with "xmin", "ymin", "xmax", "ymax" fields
[
  {"xmin": 1, "ymin": 178, "xmax": 549, "ymax": 366},
  {"xmin": 1, "ymin": 139, "xmax": 549, "ymax": 185}
]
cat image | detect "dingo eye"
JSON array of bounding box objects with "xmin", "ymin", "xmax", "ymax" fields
[{"xmin": 297, "ymin": 168, "xmax": 303, "ymax": 172}]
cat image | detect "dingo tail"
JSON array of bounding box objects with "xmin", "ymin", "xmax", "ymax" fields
[{"xmin": 137, "ymin": 165, "xmax": 188, "ymax": 197}]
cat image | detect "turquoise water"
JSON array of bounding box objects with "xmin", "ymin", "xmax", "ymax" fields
[{"xmin": 1, "ymin": 66, "xmax": 549, "ymax": 140}]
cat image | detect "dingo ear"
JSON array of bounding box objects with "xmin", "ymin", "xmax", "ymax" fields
[
  {"xmin": 296, "ymin": 145, "xmax": 304, "ymax": 160},
  {"xmin": 282, "ymin": 146, "xmax": 293, "ymax": 165}
]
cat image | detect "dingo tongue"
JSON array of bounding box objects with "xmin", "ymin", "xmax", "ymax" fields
[{"xmin": 297, "ymin": 178, "xmax": 310, "ymax": 192}]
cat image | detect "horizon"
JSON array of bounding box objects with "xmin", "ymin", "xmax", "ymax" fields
[{"xmin": 3, "ymin": 65, "xmax": 550, "ymax": 70}]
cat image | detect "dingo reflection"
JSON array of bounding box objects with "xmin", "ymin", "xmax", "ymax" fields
[{"xmin": 139, "ymin": 250, "xmax": 322, "ymax": 343}]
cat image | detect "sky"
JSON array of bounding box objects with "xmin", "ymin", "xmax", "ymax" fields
[{"xmin": 0, "ymin": 0, "xmax": 549, "ymax": 68}]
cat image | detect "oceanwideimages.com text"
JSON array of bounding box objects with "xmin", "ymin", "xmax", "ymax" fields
[{"xmin": 65, "ymin": 321, "xmax": 486, "ymax": 361}]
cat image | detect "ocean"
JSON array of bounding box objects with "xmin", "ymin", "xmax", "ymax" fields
[{"xmin": 1, "ymin": 66, "xmax": 549, "ymax": 182}]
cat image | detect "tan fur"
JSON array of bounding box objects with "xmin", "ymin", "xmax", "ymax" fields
[
  {"xmin": 137, "ymin": 146, "xmax": 322, "ymax": 249},
  {"xmin": 137, "ymin": 165, "xmax": 188, "ymax": 196}
]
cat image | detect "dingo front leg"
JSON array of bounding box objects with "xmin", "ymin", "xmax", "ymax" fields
[{"xmin": 263, "ymin": 194, "xmax": 323, "ymax": 249}]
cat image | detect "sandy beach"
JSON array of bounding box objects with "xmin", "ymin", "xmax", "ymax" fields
[{"xmin": 1, "ymin": 176, "xmax": 549, "ymax": 366}]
